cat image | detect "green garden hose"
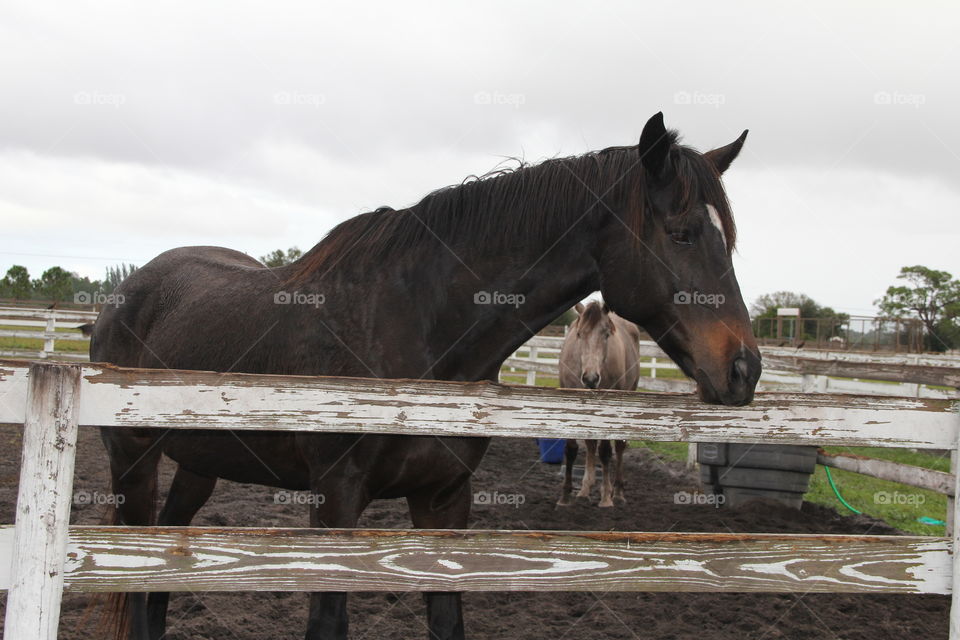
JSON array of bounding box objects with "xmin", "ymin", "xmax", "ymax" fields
[
  {"xmin": 824, "ymin": 465, "xmax": 862, "ymax": 515},
  {"xmin": 824, "ymin": 465, "xmax": 946, "ymax": 526}
]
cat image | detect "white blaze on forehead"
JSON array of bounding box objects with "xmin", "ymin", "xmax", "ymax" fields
[{"xmin": 706, "ymin": 204, "xmax": 727, "ymax": 249}]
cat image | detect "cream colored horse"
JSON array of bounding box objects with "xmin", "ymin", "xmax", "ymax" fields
[{"xmin": 557, "ymin": 301, "xmax": 641, "ymax": 507}]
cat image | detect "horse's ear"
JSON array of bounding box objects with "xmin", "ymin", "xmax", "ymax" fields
[
  {"xmin": 705, "ymin": 130, "xmax": 748, "ymax": 174},
  {"xmin": 638, "ymin": 112, "xmax": 672, "ymax": 180},
  {"xmin": 574, "ymin": 303, "xmax": 585, "ymax": 314}
]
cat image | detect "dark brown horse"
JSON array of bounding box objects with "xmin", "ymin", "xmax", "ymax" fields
[{"xmin": 91, "ymin": 111, "xmax": 760, "ymax": 640}]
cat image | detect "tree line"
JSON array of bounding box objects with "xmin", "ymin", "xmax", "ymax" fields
[
  {"xmin": 750, "ymin": 265, "xmax": 958, "ymax": 352},
  {"xmin": 5, "ymin": 251, "xmax": 957, "ymax": 352},
  {"xmin": 0, "ymin": 264, "xmax": 138, "ymax": 303}
]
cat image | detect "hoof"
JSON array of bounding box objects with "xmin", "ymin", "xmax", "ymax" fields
[
  {"xmin": 598, "ymin": 501, "xmax": 614, "ymax": 508},
  {"xmin": 556, "ymin": 497, "xmax": 572, "ymax": 507}
]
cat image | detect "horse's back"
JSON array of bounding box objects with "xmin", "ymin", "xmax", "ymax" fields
[{"xmin": 90, "ymin": 246, "xmax": 267, "ymax": 367}]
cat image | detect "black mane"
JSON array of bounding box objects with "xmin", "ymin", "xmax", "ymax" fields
[{"xmin": 289, "ymin": 132, "xmax": 735, "ymax": 282}]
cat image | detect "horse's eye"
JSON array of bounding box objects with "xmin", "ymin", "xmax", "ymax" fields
[{"xmin": 670, "ymin": 230, "xmax": 692, "ymax": 245}]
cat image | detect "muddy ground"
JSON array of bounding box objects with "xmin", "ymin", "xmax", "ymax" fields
[{"xmin": 0, "ymin": 424, "xmax": 948, "ymax": 639}]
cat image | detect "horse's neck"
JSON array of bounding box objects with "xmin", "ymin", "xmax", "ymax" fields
[
  {"xmin": 290, "ymin": 211, "xmax": 603, "ymax": 380},
  {"xmin": 413, "ymin": 233, "xmax": 601, "ymax": 380}
]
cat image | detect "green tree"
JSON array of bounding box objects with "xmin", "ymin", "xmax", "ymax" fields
[
  {"xmin": 104, "ymin": 263, "xmax": 138, "ymax": 293},
  {"xmin": 1, "ymin": 265, "xmax": 32, "ymax": 299},
  {"xmin": 750, "ymin": 291, "xmax": 848, "ymax": 340},
  {"xmin": 260, "ymin": 247, "xmax": 303, "ymax": 268},
  {"xmin": 37, "ymin": 266, "xmax": 74, "ymax": 302},
  {"xmin": 876, "ymin": 266, "xmax": 960, "ymax": 352}
]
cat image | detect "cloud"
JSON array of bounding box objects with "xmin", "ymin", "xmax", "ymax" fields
[{"xmin": 0, "ymin": 0, "xmax": 957, "ymax": 312}]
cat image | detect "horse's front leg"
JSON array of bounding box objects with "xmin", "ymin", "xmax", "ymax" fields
[
  {"xmin": 304, "ymin": 475, "xmax": 370, "ymax": 640},
  {"xmin": 613, "ymin": 440, "xmax": 628, "ymax": 504},
  {"xmin": 597, "ymin": 440, "xmax": 615, "ymax": 508},
  {"xmin": 557, "ymin": 439, "xmax": 579, "ymax": 506},
  {"xmin": 576, "ymin": 439, "xmax": 598, "ymax": 499},
  {"xmin": 406, "ymin": 475, "xmax": 472, "ymax": 640}
]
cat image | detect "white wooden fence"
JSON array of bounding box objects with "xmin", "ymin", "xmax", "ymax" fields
[
  {"xmin": 507, "ymin": 335, "xmax": 960, "ymax": 510},
  {"xmin": 0, "ymin": 307, "xmax": 96, "ymax": 361},
  {"xmin": 504, "ymin": 336, "xmax": 959, "ymax": 399},
  {"xmin": 1, "ymin": 359, "xmax": 959, "ymax": 639}
]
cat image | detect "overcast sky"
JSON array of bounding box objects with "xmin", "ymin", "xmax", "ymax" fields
[{"xmin": 1, "ymin": 1, "xmax": 957, "ymax": 316}]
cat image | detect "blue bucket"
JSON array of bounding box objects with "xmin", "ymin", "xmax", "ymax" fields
[{"xmin": 536, "ymin": 438, "xmax": 566, "ymax": 464}]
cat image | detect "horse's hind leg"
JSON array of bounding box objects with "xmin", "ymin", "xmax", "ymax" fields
[
  {"xmin": 557, "ymin": 439, "xmax": 579, "ymax": 506},
  {"xmin": 147, "ymin": 465, "xmax": 218, "ymax": 640},
  {"xmin": 598, "ymin": 440, "xmax": 615, "ymax": 508},
  {"xmin": 576, "ymin": 439, "xmax": 598, "ymax": 500},
  {"xmin": 613, "ymin": 440, "xmax": 627, "ymax": 505},
  {"xmin": 100, "ymin": 428, "xmax": 163, "ymax": 640}
]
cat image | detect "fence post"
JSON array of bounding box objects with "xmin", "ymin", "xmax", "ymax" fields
[
  {"xmin": 650, "ymin": 357, "xmax": 657, "ymax": 379},
  {"xmin": 801, "ymin": 374, "xmax": 828, "ymax": 393},
  {"xmin": 952, "ymin": 430, "xmax": 960, "ymax": 638},
  {"xmin": 686, "ymin": 443, "xmax": 698, "ymax": 470},
  {"xmin": 526, "ymin": 346, "xmax": 538, "ymax": 386},
  {"xmin": 949, "ymin": 450, "xmax": 957, "ymax": 538},
  {"xmin": 4, "ymin": 362, "xmax": 82, "ymax": 640},
  {"xmin": 42, "ymin": 313, "xmax": 56, "ymax": 358}
]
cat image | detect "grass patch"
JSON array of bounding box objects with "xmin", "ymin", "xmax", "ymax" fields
[
  {"xmin": 635, "ymin": 441, "xmax": 689, "ymax": 462},
  {"xmin": 632, "ymin": 441, "xmax": 948, "ymax": 535},
  {"xmin": 0, "ymin": 323, "xmax": 89, "ymax": 353}
]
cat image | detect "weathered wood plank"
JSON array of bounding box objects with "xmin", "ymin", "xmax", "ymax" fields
[
  {"xmin": 68, "ymin": 361, "xmax": 958, "ymax": 448},
  {"xmin": 952, "ymin": 442, "xmax": 960, "ymax": 637},
  {"xmin": 0, "ymin": 361, "xmax": 30, "ymax": 425},
  {"xmin": 0, "ymin": 307, "xmax": 98, "ymax": 323},
  {"xmin": 0, "ymin": 330, "xmax": 89, "ymax": 342},
  {"xmin": 503, "ymin": 356, "xmax": 563, "ymax": 375},
  {"xmin": 528, "ymin": 336, "xmax": 960, "ymax": 368},
  {"xmin": 0, "ymin": 350, "xmax": 90, "ymax": 362},
  {"xmin": 0, "ymin": 526, "xmax": 948, "ymax": 595},
  {"xmin": 0, "ymin": 360, "xmax": 952, "ymax": 448},
  {"xmin": 764, "ymin": 353, "xmax": 960, "ymax": 388},
  {"xmin": 0, "ymin": 526, "xmax": 12, "ymax": 590},
  {"xmin": 634, "ymin": 377, "xmax": 696, "ymax": 393},
  {"xmin": 4, "ymin": 363, "xmax": 81, "ymax": 640},
  {"xmin": 817, "ymin": 450, "xmax": 955, "ymax": 496}
]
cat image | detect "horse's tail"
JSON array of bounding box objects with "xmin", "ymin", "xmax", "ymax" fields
[
  {"xmin": 80, "ymin": 504, "xmax": 131, "ymax": 640},
  {"xmin": 103, "ymin": 498, "xmax": 132, "ymax": 640}
]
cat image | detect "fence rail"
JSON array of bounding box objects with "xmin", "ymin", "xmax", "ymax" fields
[
  {"xmin": 1, "ymin": 359, "xmax": 960, "ymax": 638},
  {"xmin": 505, "ymin": 336, "xmax": 960, "ymax": 398},
  {"xmin": 0, "ymin": 306, "xmax": 96, "ymax": 361}
]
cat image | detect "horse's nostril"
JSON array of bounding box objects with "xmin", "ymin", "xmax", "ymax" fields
[
  {"xmin": 581, "ymin": 373, "xmax": 600, "ymax": 389},
  {"xmin": 732, "ymin": 357, "xmax": 749, "ymax": 383}
]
